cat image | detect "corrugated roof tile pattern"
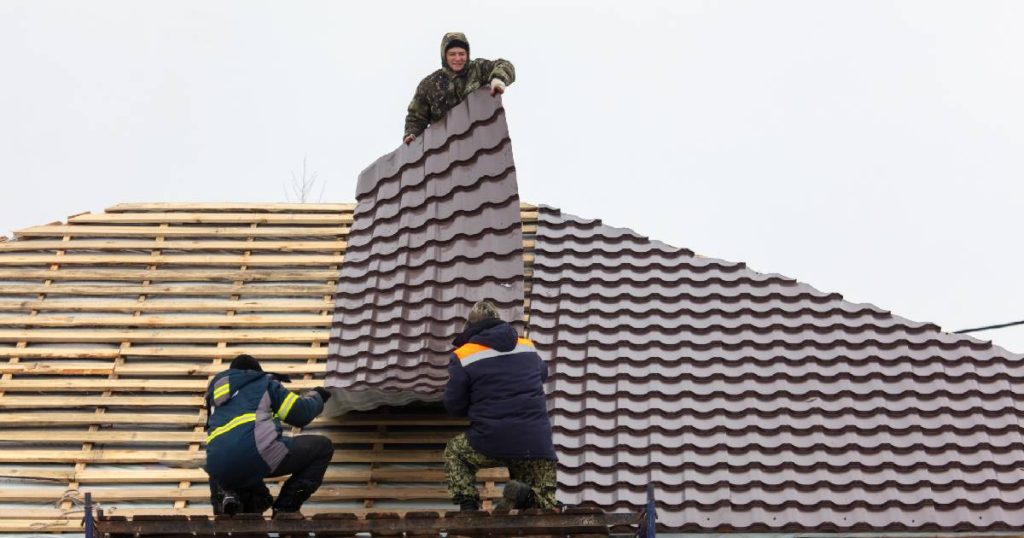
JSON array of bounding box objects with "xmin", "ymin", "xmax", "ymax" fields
[
  {"xmin": 326, "ymin": 89, "xmax": 524, "ymax": 412},
  {"xmin": 529, "ymin": 205, "xmax": 1024, "ymax": 533}
]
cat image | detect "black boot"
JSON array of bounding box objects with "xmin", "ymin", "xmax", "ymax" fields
[
  {"xmin": 272, "ymin": 483, "xmax": 312, "ymax": 517},
  {"xmin": 458, "ymin": 498, "xmax": 480, "ymax": 511},
  {"xmin": 240, "ymin": 483, "xmax": 273, "ymax": 515},
  {"xmin": 220, "ymin": 488, "xmax": 242, "ymax": 516},
  {"xmin": 495, "ymin": 480, "xmax": 535, "ymax": 511}
]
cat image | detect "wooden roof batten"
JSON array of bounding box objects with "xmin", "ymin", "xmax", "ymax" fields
[{"xmin": 0, "ymin": 202, "xmax": 541, "ymax": 534}]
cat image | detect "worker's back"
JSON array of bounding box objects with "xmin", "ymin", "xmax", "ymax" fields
[
  {"xmin": 444, "ymin": 319, "xmax": 557, "ymax": 461},
  {"xmin": 205, "ymin": 370, "xmax": 283, "ymax": 487}
]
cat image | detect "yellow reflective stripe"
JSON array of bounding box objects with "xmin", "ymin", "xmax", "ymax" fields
[
  {"xmin": 276, "ymin": 393, "xmax": 299, "ymax": 421},
  {"xmin": 205, "ymin": 413, "xmax": 256, "ymax": 443},
  {"xmin": 212, "ymin": 383, "xmax": 231, "ymax": 398}
]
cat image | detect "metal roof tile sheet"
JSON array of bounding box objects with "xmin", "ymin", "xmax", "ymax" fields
[
  {"xmin": 325, "ymin": 90, "xmax": 524, "ymax": 412},
  {"xmin": 529, "ymin": 205, "xmax": 1024, "ymax": 532}
]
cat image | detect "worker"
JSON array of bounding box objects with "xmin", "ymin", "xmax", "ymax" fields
[
  {"xmin": 442, "ymin": 300, "xmax": 558, "ymax": 511},
  {"xmin": 404, "ymin": 32, "xmax": 515, "ymax": 144},
  {"xmin": 203, "ymin": 354, "xmax": 334, "ymax": 517}
]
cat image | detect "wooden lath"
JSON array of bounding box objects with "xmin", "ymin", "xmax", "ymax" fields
[{"xmin": 0, "ymin": 202, "xmax": 539, "ymax": 533}]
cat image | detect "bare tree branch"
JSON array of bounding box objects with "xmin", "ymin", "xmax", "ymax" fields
[{"xmin": 285, "ymin": 155, "xmax": 324, "ymax": 203}]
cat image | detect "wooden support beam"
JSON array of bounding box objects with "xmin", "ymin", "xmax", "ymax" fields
[
  {"xmin": 0, "ymin": 298, "xmax": 332, "ymax": 313},
  {"xmin": 103, "ymin": 202, "xmax": 537, "ymax": 213},
  {"xmin": 0, "ymin": 283, "xmax": 335, "ymax": 296},
  {"xmin": 0, "ymin": 346, "xmax": 329, "ymax": 359},
  {"xmin": 57, "ymin": 467, "xmax": 507, "ymax": 484},
  {"xmin": 16, "ymin": 224, "xmax": 348, "ymax": 238},
  {"xmin": 0, "ymin": 361, "xmax": 326, "ymax": 376},
  {"xmin": 0, "ymin": 520, "xmax": 81, "ymax": 533},
  {"xmin": 0, "ymin": 429, "xmax": 463, "ymax": 446},
  {"xmin": 0, "ymin": 239, "xmax": 348, "ymax": 252},
  {"xmin": 0, "ymin": 449, "xmax": 205, "ymax": 464},
  {"xmin": 0, "ymin": 202, "xmax": 550, "ymax": 522},
  {"xmin": 0, "ymin": 378, "xmax": 326, "ymax": 391},
  {"xmin": 0, "ymin": 448, "xmax": 441, "ymax": 464},
  {"xmin": 0, "ymin": 328, "xmax": 327, "ymax": 343},
  {"xmin": 0, "ymin": 253, "xmax": 344, "ymax": 266},
  {"xmin": 0, "ymin": 486, "xmax": 477, "ymax": 502},
  {"xmin": 0, "ymin": 410, "xmax": 462, "ymax": 427},
  {"xmin": 0, "ymin": 314, "xmax": 332, "ymax": 328},
  {"xmin": 0, "ymin": 429, "xmax": 460, "ymax": 447},
  {"xmin": 106, "ymin": 202, "xmax": 356, "ymax": 213},
  {"xmin": 0, "ymin": 395, "xmax": 203, "ymax": 408},
  {"xmin": 67, "ymin": 212, "xmax": 352, "ymax": 225},
  {"xmin": 0, "ymin": 268, "xmax": 342, "ymax": 282},
  {"xmin": 0, "ymin": 413, "xmax": 204, "ymax": 426}
]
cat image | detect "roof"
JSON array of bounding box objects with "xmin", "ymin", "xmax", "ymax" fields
[
  {"xmin": 0, "ymin": 201, "xmax": 1022, "ymax": 534},
  {"xmin": 325, "ymin": 89, "xmax": 524, "ymax": 412},
  {"xmin": 531, "ymin": 206, "xmax": 1024, "ymax": 532},
  {"xmin": 0, "ymin": 202, "xmax": 515, "ymax": 533}
]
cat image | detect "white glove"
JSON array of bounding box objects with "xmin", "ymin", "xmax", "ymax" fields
[{"xmin": 490, "ymin": 78, "xmax": 506, "ymax": 95}]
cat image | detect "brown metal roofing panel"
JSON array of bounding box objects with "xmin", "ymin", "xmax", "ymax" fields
[
  {"xmin": 325, "ymin": 89, "xmax": 524, "ymax": 413},
  {"xmin": 529, "ymin": 205, "xmax": 1024, "ymax": 532}
]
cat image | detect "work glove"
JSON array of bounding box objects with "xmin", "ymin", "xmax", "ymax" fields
[
  {"xmin": 403, "ymin": 133, "xmax": 416, "ymax": 145},
  {"xmin": 312, "ymin": 387, "xmax": 332, "ymax": 403},
  {"xmin": 489, "ymin": 78, "xmax": 506, "ymax": 96}
]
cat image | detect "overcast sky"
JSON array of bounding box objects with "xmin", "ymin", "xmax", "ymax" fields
[{"xmin": 1, "ymin": 0, "xmax": 1021, "ymax": 352}]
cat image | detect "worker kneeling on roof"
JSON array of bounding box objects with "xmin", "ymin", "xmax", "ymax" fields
[
  {"xmin": 443, "ymin": 300, "xmax": 558, "ymax": 511},
  {"xmin": 203, "ymin": 354, "xmax": 334, "ymax": 517}
]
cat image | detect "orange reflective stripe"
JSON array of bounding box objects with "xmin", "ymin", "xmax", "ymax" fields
[
  {"xmin": 454, "ymin": 343, "xmax": 490, "ymax": 360},
  {"xmin": 517, "ymin": 338, "xmax": 535, "ymax": 347}
]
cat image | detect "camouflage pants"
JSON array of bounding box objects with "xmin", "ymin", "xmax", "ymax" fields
[{"xmin": 444, "ymin": 433, "xmax": 557, "ymax": 509}]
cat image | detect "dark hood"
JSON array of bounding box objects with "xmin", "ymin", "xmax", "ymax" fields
[
  {"xmin": 452, "ymin": 318, "xmax": 518, "ymax": 352},
  {"xmin": 440, "ymin": 32, "xmax": 470, "ymax": 73},
  {"xmin": 215, "ymin": 368, "xmax": 268, "ymax": 404}
]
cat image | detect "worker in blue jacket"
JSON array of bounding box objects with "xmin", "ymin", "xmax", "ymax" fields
[
  {"xmin": 443, "ymin": 300, "xmax": 558, "ymax": 511},
  {"xmin": 204, "ymin": 354, "xmax": 334, "ymax": 516}
]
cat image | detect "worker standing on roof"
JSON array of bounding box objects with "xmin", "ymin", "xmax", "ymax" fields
[
  {"xmin": 203, "ymin": 354, "xmax": 334, "ymax": 517},
  {"xmin": 443, "ymin": 300, "xmax": 558, "ymax": 511},
  {"xmin": 403, "ymin": 32, "xmax": 515, "ymax": 144}
]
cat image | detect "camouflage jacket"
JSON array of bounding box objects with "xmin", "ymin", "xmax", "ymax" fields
[{"xmin": 404, "ymin": 32, "xmax": 515, "ymax": 138}]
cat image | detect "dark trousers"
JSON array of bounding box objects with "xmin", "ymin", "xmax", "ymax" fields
[{"xmin": 209, "ymin": 434, "xmax": 335, "ymax": 514}]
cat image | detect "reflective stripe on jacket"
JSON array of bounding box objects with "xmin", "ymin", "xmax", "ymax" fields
[
  {"xmin": 203, "ymin": 368, "xmax": 324, "ymax": 487},
  {"xmin": 444, "ymin": 320, "xmax": 557, "ymax": 461}
]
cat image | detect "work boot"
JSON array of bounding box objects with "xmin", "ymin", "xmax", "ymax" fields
[
  {"xmin": 272, "ymin": 484, "xmax": 312, "ymax": 516},
  {"xmin": 220, "ymin": 489, "xmax": 242, "ymax": 516},
  {"xmin": 495, "ymin": 480, "xmax": 535, "ymax": 511},
  {"xmin": 241, "ymin": 483, "xmax": 274, "ymax": 515},
  {"xmin": 458, "ymin": 498, "xmax": 481, "ymax": 511}
]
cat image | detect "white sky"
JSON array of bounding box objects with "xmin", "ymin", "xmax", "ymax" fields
[{"xmin": 1, "ymin": 0, "xmax": 1022, "ymax": 352}]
